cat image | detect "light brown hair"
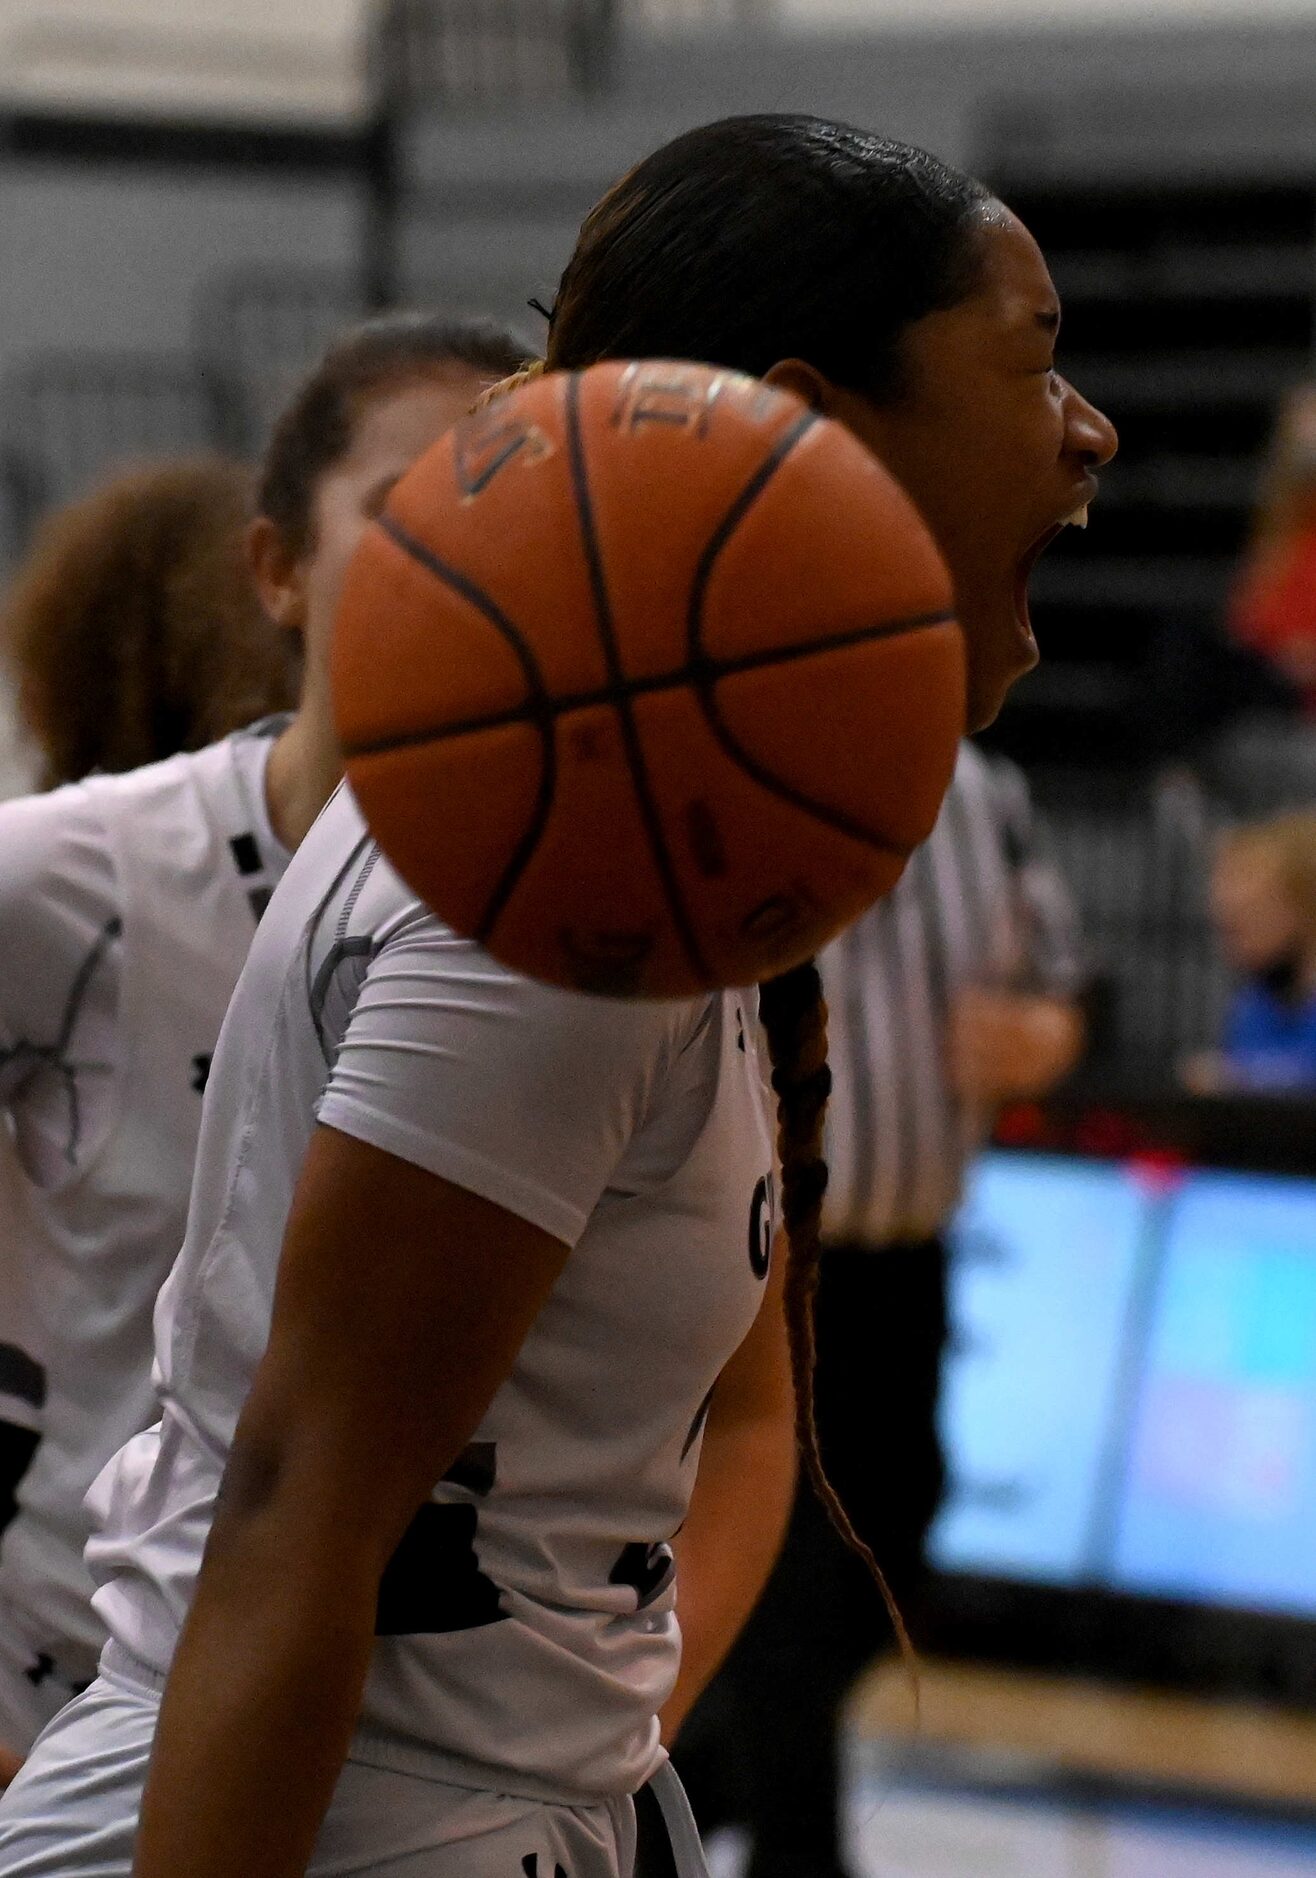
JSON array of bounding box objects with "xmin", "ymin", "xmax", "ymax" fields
[
  {"xmin": 2, "ymin": 457, "xmax": 296, "ymax": 788},
  {"xmin": 1219, "ymin": 812, "xmax": 1316, "ymax": 937}
]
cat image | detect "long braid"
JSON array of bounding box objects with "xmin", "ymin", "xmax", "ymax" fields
[{"xmin": 758, "ymin": 960, "xmax": 917, "ymax": 1687}]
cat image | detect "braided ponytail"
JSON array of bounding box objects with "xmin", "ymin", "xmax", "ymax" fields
[
  {"xmin": 758, "ymin": 960, "xmax": 916, "ymax": 1681},
  {"xmin": 472, "ymin": 356, "xmax": 546, "ymax": 411}
]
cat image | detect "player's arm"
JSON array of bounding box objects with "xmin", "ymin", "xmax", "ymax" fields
[
  {"xmin": 132, "ymin": 1124, "xmax": 571, "ymax": 1878},
  {"xmin": 661, "ymin": 1236, "xmax": 795, "ymax": 1744}
]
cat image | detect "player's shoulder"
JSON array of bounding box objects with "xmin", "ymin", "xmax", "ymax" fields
[
  {"xmin": 302, "ymin": 784, "xmax": 718, "ymax": 1057},
  {"xmin": 0, "ymin": 736, "xmax": 263, "ymax": 928},
  {"xmin": 0, "ymin": 773, "xmax": 115, "ymax": 930}
]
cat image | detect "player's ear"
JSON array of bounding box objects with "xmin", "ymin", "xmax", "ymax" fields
[
  {"xmin": 246, "ymin": 516, "xmax": 309, "ymax": 638},
  {"xmin": 763, "ymin": 358, "xmax": 831, "ymax": 413}
]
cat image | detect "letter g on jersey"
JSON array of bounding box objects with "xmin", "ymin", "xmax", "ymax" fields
[{"xmin": 748, "ymin": 1171, "xmax": 775, "ymax": 1280}]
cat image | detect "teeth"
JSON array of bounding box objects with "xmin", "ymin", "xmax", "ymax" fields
[{"xmin": 1064, "ymin": 505, "xmax": 1089, "ymax": 529}]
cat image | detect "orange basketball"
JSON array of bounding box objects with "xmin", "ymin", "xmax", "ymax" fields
[{"xmin": 333, "ymin": 359, "xmax": 964, "ymax": 998}]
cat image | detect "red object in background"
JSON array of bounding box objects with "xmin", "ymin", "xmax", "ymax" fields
[
  {"xmin": 993, "ymin": 1103, "xmax": 1188, "ymax": 1172},
  {"xmin": 994, "ymin": 1102, "xmax": 1048, "ymax": 1147},
  {"xmin": 1127, "ymin": 1148, "xmax": 1189, "ymax": 1196},
  {"xmin": 1230, "ymin": 527, "xmax": 1316, "ymax": 713}
]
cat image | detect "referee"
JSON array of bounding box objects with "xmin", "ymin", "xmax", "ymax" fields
[{"xmin": 673, "ymin": 742, "xmax": 1086, "ymax": 1878}]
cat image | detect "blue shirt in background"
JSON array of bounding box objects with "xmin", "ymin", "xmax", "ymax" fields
[{"xmin": 1223, "ymin": 982, "xmax": 1316, "ymax": 1091}]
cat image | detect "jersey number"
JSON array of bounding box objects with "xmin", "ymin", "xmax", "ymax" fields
[
  {"xmin": 374, "ymin": 1443, "xmax": 506, "ymax": 1636},
  {"xmin": 609, "ymin": 1539, "xmax": 676, "ymax": 1611}
]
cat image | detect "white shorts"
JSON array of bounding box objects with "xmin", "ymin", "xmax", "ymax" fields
[
  {"xmin": 0, "ymin": 1650, "xmax": 708, "ymax": 1877},
  {"xmin": 0, "ymin": 1598, "xmax": 90, "ymax": 1759}
]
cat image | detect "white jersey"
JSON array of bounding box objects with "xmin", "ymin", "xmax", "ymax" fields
[
  {"xmin": 0, "ymin": 1136, "xmax": 45, "ymax": 1436},
  {"xmin": 87, "ymin": 784, "xmax": 775, "ymax": 1802},
  {"xmin": 0, "ymin": 726, "xmax": 288, "ymax": 1680}
]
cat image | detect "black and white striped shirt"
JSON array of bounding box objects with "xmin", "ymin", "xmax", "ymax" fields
[{"xmin": 821, "ymin": 743, "xmax": 1083, "ymax": 1247}]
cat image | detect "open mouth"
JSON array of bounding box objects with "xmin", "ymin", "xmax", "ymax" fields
[{"xmin": 1013, "ymin": 504, "xmax": 1091, "ymax": 638}]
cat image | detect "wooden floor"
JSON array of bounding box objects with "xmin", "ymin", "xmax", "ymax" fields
[{"xmin": 852, "ymin": 1657, "xmax": 1316, "ymax": 1810}]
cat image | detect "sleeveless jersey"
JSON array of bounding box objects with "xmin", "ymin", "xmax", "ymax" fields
[
  {"xmin": 87, "ymin": 784, "xmax": 776, "ymax": 1801},
  {"xmin": 0, "ymin": 727, "xmax": 287, "ymax": 1679}
]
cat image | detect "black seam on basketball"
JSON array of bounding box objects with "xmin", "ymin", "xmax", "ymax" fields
[
  {"xmin": 686, "ymin": 406, "xmax": 818, "ymax": 675},
  {"xmin": 563, "ymin": 372, "xmax": 712, "ymax": 985},
  {"xmin": 373, "ymin": 513, "xmax": 557, "ymax": 946},
  {"xmin": 686, "ymin": 413, "xmax": 934, "ymax": 858},
  {"xmin": 694, "ymin": 689, "xmax": 916, "ymax": 859},
  {"xmin": 340, "ymin": 609, "xmax": 956, "ymax": 760}
]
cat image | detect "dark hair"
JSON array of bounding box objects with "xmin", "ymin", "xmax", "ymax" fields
[
  {"xmin": 1, "ymin": 457, "xmax": 295, "ymax": 788},
  {"xmin": 257, "ymin": 312, "xmax": 535, "ymax": 552},
  {"xmin": 548, "ymin": 114, "xmax": 988, "ymax": 1629},
  {"xmin": 547, "ymin": 114, "xmax": 992, "ymax": 402}
]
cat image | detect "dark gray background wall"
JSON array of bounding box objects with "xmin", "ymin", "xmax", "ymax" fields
[{"xmin": 3, "ymin": 15, "xmax": 1315, "ymax": 373}]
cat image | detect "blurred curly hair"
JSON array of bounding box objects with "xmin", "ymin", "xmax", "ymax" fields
[{"xmin": 1, "ymin": 457, "xmax": 296, "ymax": 789}]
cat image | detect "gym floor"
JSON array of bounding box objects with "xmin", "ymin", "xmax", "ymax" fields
[
  {"xmin": 707, "ymin": 1759, "xmax": 1316, "ymax": 1876},
  {"xmin": 704, "ymin": 1658, "xmax": 1316, "ymax": 1877}
]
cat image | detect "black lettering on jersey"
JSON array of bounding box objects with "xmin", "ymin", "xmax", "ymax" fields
[
  {"xmin": 23, "ymin": 1652, "xmax": 55, "ymax": 1689},
  {"xmin": 453, "ymin": 409, "xmax": 550, "ymax": 498},
  {"xmin": 229, "ymin": 833, "xmax": 262, "ymax": 877},
  {"xmin": 748, "ymin": 1172, "xmax": 775, "ymax": 1280},
  {"xmin": 442, "ymin": 1440, "xmax": 497, "ymax": 1497},
  {"xmin": 0, "ymin": 1343, "xmax": 46, "ymax": 1412},
  {"xmin": 609, "ymin": 1539, "xmax": 675, "ymax": 1612},
  {"xmin": 611, "ymin": 363, "xmax": 719, "ymax": 437},
  {"xmin": 375, "ymin": 1443, "xmax": 504, "ymax": 1636},
  {"xmin": 736, "ymin": 1006, "xmax": 746, "ymax": 1053},
  {"xmin": 521, "ymin": 1857, "xmax": 568, "ymax": 1878},
  {"xmin": 191, "ymin": 1053, "xmax": 212, "ymax": 1094},
  {"xmin": 681, "ymin": 1381, "xmax": 717, "ymax": 1463},
  {"xmin": 375, "ymin": 1503, "xmax": 504, "ymax": 1635}
]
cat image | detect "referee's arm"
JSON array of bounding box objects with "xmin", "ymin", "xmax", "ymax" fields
[{"xmin": 947, "ymin": 757, "xmax": 1086, "ymax": 1105}]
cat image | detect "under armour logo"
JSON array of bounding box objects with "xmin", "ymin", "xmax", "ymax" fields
[
  {"xmin": 521, "ymin": 1858, "xmax": 568, "ymax": 1878},
  {"xmin": 23, "ymin": 1652, "xmax": 55, "ymax": 1688},
  {"xmin": 191, "ymin": 1053, "xmax": 212, "ymax": 1093}
]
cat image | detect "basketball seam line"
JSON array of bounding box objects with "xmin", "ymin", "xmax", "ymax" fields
[
  {"xmin": 340, "ymin": 608, "xmax": 956, "ymax": 758},
  {"xmin": 686, "ymin": 420, "xmax": 937, "ymax": 860},
  {"xmin": 563, "ymin": 372, "xmax": 712, "ymax": 986},
  {"xmin": 372, "ymin": 513, "xmax": 558, "ymax": 946}
]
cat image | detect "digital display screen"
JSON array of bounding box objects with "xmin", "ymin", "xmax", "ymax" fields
[{"xmin": 931, "ymin": 1153, "xmax": 1316, "ymax": 1618}]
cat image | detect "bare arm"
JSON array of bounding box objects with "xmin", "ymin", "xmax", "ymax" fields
[
  {"xmin": 947, "ymin": 988, "xmax": 1085, "ymax": 1107},
  {"xmin": 132, "ymin": 1124, "xmax": 570, "ymax": 1878},
  {"xmin": 661, "ymin": 1239, "xmax": 795, "ymax": 1745}
]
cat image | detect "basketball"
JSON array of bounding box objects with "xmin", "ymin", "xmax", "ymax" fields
[{"xmin": 333, "ymin": 358, "xmax": 964, "ymax": 998}]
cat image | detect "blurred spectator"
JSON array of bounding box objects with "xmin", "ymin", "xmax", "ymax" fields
[
  {"xmin": 1230, "ymin": 386, "xmax": 1316, "ymax": 714},
  {"xmin": 1185, "ymin": 812, "xmax": 1316, "ymax": 1095}
]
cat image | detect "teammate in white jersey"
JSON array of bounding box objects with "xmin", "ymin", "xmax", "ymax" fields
[
  {"xmin": 0, "ymin": 457, "xmax": 294, "ymax": 1764},
  {"xmin": 0, "ymin": 459, "xmax": 292, "ymax": 1519},
  {"xmin": 0, "ymin": 322, "xmax": 528, "ymax": 1779},
  {"xmin": 0, "ymin": 117, "xmax": 1115, "ymax": 1878}
]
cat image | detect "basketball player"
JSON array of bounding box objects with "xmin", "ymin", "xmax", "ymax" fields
[
  {"xmin": 0, "ymin": 455, "xmax": 293, "ymax": 1729},
  {"xmin": 0, "ymin": 118, "xmax": 1115, "ymax": 1877},
  {"xmin": 0, "ymin": 320, "xmax": 526, "ymax": 1784}
]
